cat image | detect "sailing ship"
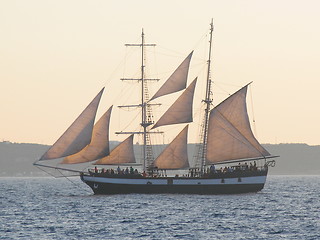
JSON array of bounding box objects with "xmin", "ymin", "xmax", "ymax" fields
[{"xmin": 34, "ymin": 21, "xmax": 277, "ymax": 194}]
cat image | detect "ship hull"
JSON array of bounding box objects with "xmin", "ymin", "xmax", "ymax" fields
[{"xmin": 81, "ymin": 171, "xmax": 268, "ymax": 195}]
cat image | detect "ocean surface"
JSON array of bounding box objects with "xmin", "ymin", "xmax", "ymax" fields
[{"xmin": 0, "ymin": 176, "xmax": 319, "ymax": 240}]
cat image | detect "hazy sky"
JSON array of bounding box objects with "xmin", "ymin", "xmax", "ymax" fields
[{"xmin": 1, "ymin": 0, "xmax": 320, "ymax": 146}]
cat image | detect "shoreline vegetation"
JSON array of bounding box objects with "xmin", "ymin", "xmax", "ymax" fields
[{"xmin": 0, "ymin": 141, "xmax": 319, "ymax": 177}]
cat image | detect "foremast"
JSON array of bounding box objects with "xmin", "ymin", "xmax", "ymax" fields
[
  {"xmin": 199, "ymin": 19, "xmax": 214, "ymax": 174},
  {"xmin": 118, "ymin": 29, "xmax": 158, "ymax": 173}
]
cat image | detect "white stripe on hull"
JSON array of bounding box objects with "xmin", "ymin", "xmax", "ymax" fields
[{"xmin": 82, "ymin": 175, "xmax": 267, "ymax": 185}]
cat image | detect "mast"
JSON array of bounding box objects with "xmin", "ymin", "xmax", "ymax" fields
[
  {"xmin": 200, "ymin": 19, "xmax": 214, "ymax": 174},
  {"xmin": 120, "ymin": 29, "xmax": 157, "ymax": 172},
  {"xmin": 141, "ymin": 29, "xmax": 149, "ymax": 172}
]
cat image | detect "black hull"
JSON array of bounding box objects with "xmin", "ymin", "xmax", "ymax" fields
[
  {"xmin": 85, "ymin": 181, "xmax": 264, "ymax": 195},
  {"xmin": 81, "ymin": 171, "xmax": 268, "ymax": 195}
]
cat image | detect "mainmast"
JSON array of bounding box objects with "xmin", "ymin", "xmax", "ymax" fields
[
  {"xmin": 119, "ymin": 29, "xmax": 158, "ymax": 172},
  {"xmin": 200, "ymin": 19, "xmax": 214, "ymax": 174}
]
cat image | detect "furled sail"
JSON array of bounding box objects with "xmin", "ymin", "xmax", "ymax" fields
[
  {"xmin": 152, "ymin": 78, "xmax": 197, "ymax": 129},
  {"xmin": 206, "ymin": 85, "xmax": 271, "ymax": 163},
  {"xmin": 153, "ymin": 125, "xmax": 189, "ymax": 169},
  {"xmin": 150, "ymin": 51, "xmax": 193, "ymax": 101},
  {"xmin": 94, "ymin": 134, "xmax": 136, "ymax": 165},
  {"xmin": 39, "ymin": 88, "xmax": 104, "ymax": 160},
  {"xmin": 61, "ymin": 106, "xmax": 113, "ymax": 164}
]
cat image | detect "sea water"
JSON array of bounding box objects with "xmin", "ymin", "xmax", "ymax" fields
[{"xmin": 0, "ymin": 176, "xmax": 319, "ymax": 240}]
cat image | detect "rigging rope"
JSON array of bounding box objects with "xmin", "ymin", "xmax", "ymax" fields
[
  {"xmin": 57, "ymin": 168, "xmax": 92, "ymax": 194},
  {"xmin": 34, "ymin": 162, "xmax": 93, "ymax": 194},
  {"xmin": 249, "ymin": 84, "xmax": 258, "ymax": 137}
]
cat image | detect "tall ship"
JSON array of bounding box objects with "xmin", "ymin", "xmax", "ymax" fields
[{"xmin": 34, "ymin": 21, "xmax": 277, "ymax": 194}]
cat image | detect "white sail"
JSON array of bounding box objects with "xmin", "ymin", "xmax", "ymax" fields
[
  {"xmin": 152, "ymin": 78, "xmax": 197, "ymax": 129},
  {"xmin": 40, "ymin": 88, "xmax": 104, "ymax": 160},
  {"xmin": 61, "ymin": 106, "xmax": 113, "ymax": 164},
  {"xmin": 206, "ymin": 85, "xmax": 270, "ymax": 163},
  {"xmin": 94, "ymin": 134, "xmax": 136, "ymax": 165},
  {"xmin": 153, "ymin": 125, "xmax": 189, "ymax": 169},
  {"xmin": 150, "ymin": 51, "xmax": 193, "ymax": 101}
]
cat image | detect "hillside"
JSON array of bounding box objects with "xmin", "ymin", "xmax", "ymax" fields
[
  {"xmin": 264, "ymin": 143, "xmax": 320, "ymax": 175},
  {"xmin": 0, "ymin": 141, "xmax": 319, "ymax": 176},
  {"xmin": 0, "ymin": 142, "xmax": 49, "ymax": 177}
]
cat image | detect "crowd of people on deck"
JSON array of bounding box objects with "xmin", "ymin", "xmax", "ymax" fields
[
  {"xmin": 89, "ymin": 166, "xmax": 143, "ymax": 176},
  {"xmin": 203, "ymin": 161, "xmax": 263, "ymax": 176},
  {"xmin": 212, "ymin": 161, "xmax": 259, "ymax": 174},
  {"xmin": 89, "ymin": 161, "xmax": 264, "ymax": 178}
]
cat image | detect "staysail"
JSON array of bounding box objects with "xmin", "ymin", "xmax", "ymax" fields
[
  {"xmin": 94, "ymin": 134, "xmax": 136, "ymax": 165},
  {"xmin": 152, "ymin": 78, "xmax": 197, "ymax": 129},
  {"xmin": 153, "ymin": 125, "xmax": 189, "ymax": 169},
  {"xmin": 61, "ymin": 106, "xmax": 113, "ymax": 164},
  {"xmin": 206, "ymin": 84, "xmax": 270, "ymax": 163},
  {"xmin": 39, "ymin": 88, "xmax": 104, "ymax": 160},
  {"xmin": 150, "ymin": 51, "xmax": 193, "ymax": 101}
]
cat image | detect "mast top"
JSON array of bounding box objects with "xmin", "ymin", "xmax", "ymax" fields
[{"xmin": 210, "ymin": 19, "xmax": 214, "ymax": 30}]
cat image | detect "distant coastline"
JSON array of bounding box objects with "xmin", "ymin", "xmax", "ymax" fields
[{"xmin": 0, "ymin": 141, "xmax": 319, "ymax": 177}]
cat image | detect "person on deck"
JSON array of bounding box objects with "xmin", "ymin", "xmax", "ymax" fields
[{"xmin": 210, "ymin": 164, "xmax": 215, "ymax": 174}]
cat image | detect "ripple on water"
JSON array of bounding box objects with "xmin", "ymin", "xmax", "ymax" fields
[{"xmin": 0, "ymin": 176, "xmax": 320, "ymax": 240}]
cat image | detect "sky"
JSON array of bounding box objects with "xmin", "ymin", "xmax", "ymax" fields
[{"xmin": 1, "ymin": 0, "xmax": 320, "ymax": 146}]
